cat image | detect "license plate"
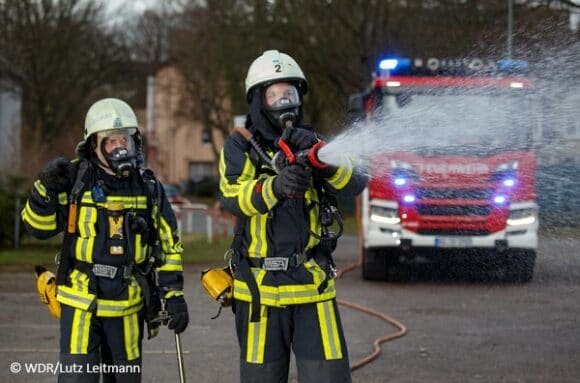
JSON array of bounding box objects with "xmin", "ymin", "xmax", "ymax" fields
[{"xmin": 436, "ymin": 236, "xmax": 473, "ymax": 248}]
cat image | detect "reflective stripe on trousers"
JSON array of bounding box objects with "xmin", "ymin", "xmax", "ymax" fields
[
  {"xmin": 235, "ymin": 299, "xmax": 351, "ymax": 383},
  {"xmin": 59, "ymin": 304, "xmax": 143, "ymax": 382}
]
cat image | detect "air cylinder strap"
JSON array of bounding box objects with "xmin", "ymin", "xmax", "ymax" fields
[
  {"xmin": 56, "ymin": 159, "xmax": 90, "ymax": 286},
  {"xmin": 231, "ymin": 215, "xmax": 261, "ymax": 322}
]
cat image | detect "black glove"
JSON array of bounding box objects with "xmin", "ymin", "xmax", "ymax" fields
[
  {"xmin": 317, "ymin": 164, "xmax": 339, "ymax": 179},
  {"xmin": 273, "ymin": 164, "xmax": 311, "ymax": 199},
  {"xmin": 166, "ymin": 296, "xmax": 189, "ymax": 333},
  {"xmin": 39, "ymin": 157, "xmax": 75, "ymax": 193},
  {"xmin": 75, "ymin": 140, "xmax": 89, "ymax": 159},
  {"xmin": 272, "ymin": 151, "xmax": 289, "ymax": 173},
  {"xmin": 284, "ymin": 127, "xmax": 319, "ymax": 150}
]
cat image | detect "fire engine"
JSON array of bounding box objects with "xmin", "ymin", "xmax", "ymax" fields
[{"xmin": 350, "ymin": 57, "xmax": 539, "ymax": 282}]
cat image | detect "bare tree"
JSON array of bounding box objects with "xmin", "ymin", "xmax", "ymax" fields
[
  {"xmin": 123, "ymin": 0, "xmax": 185, "ymax": 73},
  {"xmin": 170, "ymin": 0, "xmax": 258, "ymax": 159},
  {"xmin": 167, "ymin": 0, "xmax": 577, "ymax": 146},
  {"xmin": 0, "ymin": 0, "xmax": 130, "ymax": 166}
]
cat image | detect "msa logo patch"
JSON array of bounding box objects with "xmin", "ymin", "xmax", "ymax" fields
[
  {"xmin": 92, "ymin": 264, "xmax": 117, "ymax": 279},
  {"xmin": 263, "ymin": 257, "xmax": 289, "ymax": 271}
]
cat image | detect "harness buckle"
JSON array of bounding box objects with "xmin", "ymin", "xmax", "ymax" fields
[
  {"xmin": 263, "ymin": 257, "xmax": 289, "ymax": 271},
  {"xmin": 92, "ymin": 264, "xmax": 118, "ymax": 279},
  {"xmin": 123, "ymin": 264, "xmax": 134, "ymax": 278},
  {"xmin": 292, "ymin": 251, "xmax": 309, "ymax": 267}
]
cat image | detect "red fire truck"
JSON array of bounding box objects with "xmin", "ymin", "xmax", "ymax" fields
[{"xmin": 351, "ymin": 57, "xmax": 539, "ymax": 282}]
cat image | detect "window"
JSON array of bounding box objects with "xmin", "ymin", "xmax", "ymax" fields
[
  {"xmin": 188, "ymin": 162, "xmax": 215, "ymax": 182},
  {"xmin": 202, "ymin": 129, "xmax": 211, "ymax": 144}
]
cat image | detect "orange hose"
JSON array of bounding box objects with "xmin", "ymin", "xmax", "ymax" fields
[
  {"xmin": 337, "ymin": 298, "xmax": 407, "ymax": 371},
  {"xmin": 335, "ymin": 245, "xmax": 407, "ymax": 372}
]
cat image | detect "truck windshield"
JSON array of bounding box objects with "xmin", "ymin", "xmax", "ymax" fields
[{"xmin": 380, "ymin": 90, "xmax": 534, "ymax": 155}]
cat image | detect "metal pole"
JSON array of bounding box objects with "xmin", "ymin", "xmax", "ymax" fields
[
  {"xmin": 146, "ymin": 76, "xmax": 155, "ymax": 135},
  {"xmin": 507, "ymin": 0, "xmax": 513, "ymax": 59},
  {"xmin": 206, "ymin": 211, "xmax": 213, "ymax": 244},
  {"xmin": 175, "ymin": 332, "xmax": 186, "ymax": 383},
  {"xmin": 13, "ymin": 194, "xmax": 20, "ymax": 249}
]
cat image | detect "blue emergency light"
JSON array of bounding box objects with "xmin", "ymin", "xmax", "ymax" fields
[
  {"xmin": 377, "ymin": 57, "xmax": 530, "ymax": 76},
  {"xmin": 503, "ymin": 178, "xmax": 516, "ymax": 187},
  {"xmin": 378, "ymin": 58, "xmax": 411, "ymax": 73},
  {"xmin": 494, "ymin": 195, "xmax": 507, "ymax": 205},
  {"xmin": 497, "ymin": 59, "xmax": 530, "ymax": 73},
  {"xmin": 394, "ymin": 177, "xmax": 407, "ymax": 186}
]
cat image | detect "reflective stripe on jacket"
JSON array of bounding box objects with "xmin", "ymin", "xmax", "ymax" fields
[
  {"xmin": 22, "ymin": 162, "xmax": 184, "ymax": 317},
  {"xmin": 219, "ymin": 132, "xmax": 367, "ymax": 307}
]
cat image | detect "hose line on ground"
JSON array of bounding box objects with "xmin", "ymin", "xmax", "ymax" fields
[{"xmin": 336, "ymin": 258, "xmax": 408, "ymax": 372}]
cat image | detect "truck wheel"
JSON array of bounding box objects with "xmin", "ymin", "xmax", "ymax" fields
[
  {"xmin": 504, "ymin": 250, "xmax": 536, "ymax": 283},
  {"xmin": 362, "ymin": 248, "xmax": 397, "ymax": 280}
]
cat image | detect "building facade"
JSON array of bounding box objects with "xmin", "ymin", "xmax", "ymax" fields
[
  {"xmin": 0, "ymin": 56, "xmax": 22, "ymax": 178},
  {"xmin": 144, "ymin": 66, "xmax": 225, "ymax": 185}
]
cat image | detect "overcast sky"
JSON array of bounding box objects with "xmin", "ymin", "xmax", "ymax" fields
[{"xmin": 102, "ymin": 0, "xmax": 158, "ymax": 21}]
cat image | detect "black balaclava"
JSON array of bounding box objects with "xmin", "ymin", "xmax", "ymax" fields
[{"xmin": 248, "ymin": 86, "xmax": 305, "ymax": 145}]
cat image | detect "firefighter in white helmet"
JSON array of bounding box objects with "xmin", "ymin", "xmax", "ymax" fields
[
  {"xmin": 218, "ymin": 50, "xmax": 367, "ymax": 382},
  {"xmin": 22, "ymin": 98, "xmax": 189, "ymax": 383}
]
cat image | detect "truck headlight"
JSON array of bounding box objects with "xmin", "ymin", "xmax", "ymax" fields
[
  {"xmin": 507, "ymin": 208, "xmax": 537, "ymax": 226},
  {"xmin": 370, "ymin": 206, "xmax": 400, "ymax": 224},
  {"xmin": 490, "ymin": 160, "xmax": 518, "ymax": 182},
  {"xmin": 391, "ymin": 160, "xmax": 419, "ymax": 184}
]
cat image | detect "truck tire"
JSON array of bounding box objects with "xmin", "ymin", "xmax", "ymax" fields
[
  {"xmin": 362, "ymin": 248, "xmax": 397, "ymax": 280},
  {"xmin": 504, "ymin": 249, "xmax": 536, "ymax": 283}
]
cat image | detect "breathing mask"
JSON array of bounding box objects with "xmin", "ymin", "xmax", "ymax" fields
[
  {"xmin": 96, "ymin": 128, "xmax": 138, "ymax": 177},
  {"xmin": 263, "ymin": 82, "xmax": 301, "ymax": 130}
]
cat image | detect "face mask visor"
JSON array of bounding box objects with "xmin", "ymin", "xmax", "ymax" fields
[
  {"xmin": 97, "ymin": 128, "xmax": 138, "ymax": 177},
  {"xmin": 263, "ymin": 83, "xmax": 301, "ymax": 111},
  {"xmin": 262, "ymin": 83, "xmax": 301, "ymax": 130}
]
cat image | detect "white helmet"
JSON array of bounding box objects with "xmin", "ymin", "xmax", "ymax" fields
[
  {"xmin": 84, "ymin": 98, "xmax": 141, "ymax": 177},
  {"xmin": 244, "ymin": 50, "xmax": 308, "ymax": 101},
  {"xmin": 84, "ymin": 98, "xmax": 139, "ymax": 139}
]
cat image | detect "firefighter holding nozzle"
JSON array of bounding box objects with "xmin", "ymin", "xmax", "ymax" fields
[
  {"xmin": 22, "ymin": 98, "xmax": 189, "ymax": 383},
  {"xmin": 218, "ymin": 50, "xmax": 367, "ymax": 382}
]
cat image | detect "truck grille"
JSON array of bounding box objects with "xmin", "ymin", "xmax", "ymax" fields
[
  {"xmin": 418, "ymin": 229, "xmax": 489, "ymax": 236},
  {"xmin": 416, "ymin": 188, "xmax": 492, "ymax": 200},
  {"xmin": 416, "ymin": 205, "xmax": 491, "ymax": 216}
]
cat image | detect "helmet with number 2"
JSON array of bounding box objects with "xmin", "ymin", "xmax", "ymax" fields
[
  {"xmin": 245, "ymin": 50, "xmax": 308, "ymax": 102},
  {"xmin": 245, "ymin": 50, "xmax": 309, "ymax": 131}
]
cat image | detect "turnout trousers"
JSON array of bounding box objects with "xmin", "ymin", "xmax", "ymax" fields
[
  {"xmin": 58, "ymin": 304, "xmax": 144, "ymax": 383},
  {"xmin": 235, "ymin": 299, "xmax": 352, "ymax": 383}
]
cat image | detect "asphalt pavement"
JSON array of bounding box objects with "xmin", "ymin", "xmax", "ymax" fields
[{"xmin": 1, "ymin": 233, "xmax": 579, "ymax": 382}]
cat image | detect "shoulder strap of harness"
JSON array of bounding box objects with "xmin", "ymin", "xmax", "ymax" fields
[
  {"xmin": 56, "ymin": 159, "xmax": 91, "ymax": 286},
  {"xmin": 311, "ymin": 173, "xmax": 340, "ymax": 283},
  {"xmin": 235, "ymin": 134, "xmax": 267, "ymax": 322},
  {"xmin": 139, "ymin": 168, "xmax": 165, "ymax": 270},
  {"xmin": 231, "ymin": 215, "xmax": 261, "ymax": 322},
  {"xmin": 135, "ymin": 168, "xmax": 164, "ymax": 337}
]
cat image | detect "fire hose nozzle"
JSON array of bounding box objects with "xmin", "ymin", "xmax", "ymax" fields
[
  {"xmin": 280, "ymin": 139, "xmax": 329, "ymax": 170},
  {"xmin": 304, "ymin": 141, "xmax": 329, "ymax": 170}
]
